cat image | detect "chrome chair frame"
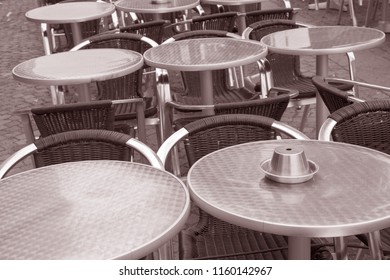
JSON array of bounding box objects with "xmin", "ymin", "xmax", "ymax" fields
[{"xmin": 0, "ymin": 129, "xmax": 163, "ymax": 179}]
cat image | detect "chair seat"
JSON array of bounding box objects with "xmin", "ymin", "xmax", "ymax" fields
[{"xmin": 172, "ymin": 87, "xmax": 256, "ymax": 107}]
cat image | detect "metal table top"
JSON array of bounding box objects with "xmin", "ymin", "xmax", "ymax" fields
[
  {"xmin": 187, "ymin": 139, "xmax": 390, "ymax": 238},
  {"xmin": 25, "ymin": 2, "xmax": 115, "ymax": 24},
  {"xmin": 260, "ymin": 26, "xmax": 385, "ymax": 56},
  {"xmin": 12, "ymin": 49, "xmax": 143, "ymax": 86},
  {"xmin": 115, "ymin": 0, "xmax": 200, "ymax": 14},
  {"xmin": 144, "ymin": 37, "xmax": 267, "ymax": 71},
  {"xmin": 0, "ymin": 160, "xmax": 190, "ymax": 260}
]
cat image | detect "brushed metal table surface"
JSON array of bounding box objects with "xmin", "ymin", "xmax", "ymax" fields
[
  {"xmin": 115, "ymin": 0, "xmax": 200, "ymax": 14},
  {"xmin": 12, "ymin": 48, "xmax": 143, "ymax": 89},
  {"xmin": 187, "ymin": 139, "xmax": 390, "ymax": 259},
  {"xmin": 260, "ymin": 26, "xmax": 386, "ymax": 136},
  {"xmin": 0, "ymin": 160, "xmax": 190, "ymax": 260},
  {"xmin": 144, "ymin": 37, "xmax": 267, "ymax": 71},
  {"xmin": 25, "ymin": 2, "xmax": 115, "ymax": 24}
]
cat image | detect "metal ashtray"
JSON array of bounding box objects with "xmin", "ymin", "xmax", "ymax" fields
[{"xmin": 260, "ymin": 145, "xmax": 319, "ymax": 184}]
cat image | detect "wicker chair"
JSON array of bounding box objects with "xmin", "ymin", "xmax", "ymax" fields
[
  {"xmin": 318, "ymin": 100, "xmax": 390, "ymax": 259},
  {"xmin": 242, "ymin": 19, "xmax": 356, "ymax": 131},
  {"xmin": 312, "ymin": 76, "xmax": 365, "ymax": 114},
  {"xmin": 111, "ymin": 20, "xmax": 168, "ymax": 44},
  {"xmin": 17, "ymin": 100, "xmax": 147, "ymax": 146},
  {"xmin": 157, "ymin": 114, "xmax": 333, "ymax": 260},
  {"xmin": 244, "ymin": 8, "xmax": 298, "ymax": 26},
  {"xmin": 165, "ymin": 87, "xmax": 297, "ymax": 134},
  {"xmin": 71, "ymin": 33, "xmax": 160, "ymax": 144},
  {"xmin": 0, "ymin": 129, "xmax": 163, "ymax": 179},
  {"xmin": 163, "ymin": 12, "xmax": 238, "ymax": 39}
]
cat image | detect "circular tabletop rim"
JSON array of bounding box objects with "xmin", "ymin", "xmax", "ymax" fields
[
  {"xmin": 144, "ymin": 38, "xmax": 268, "ymax": 71},
  {"xmin": 187, "ymin": 139, "xmax": 390, "ymax": 238},
  {"xmin": 25, "ymin": 2, "xmax": 116, "ymax": 24},
  {"xmin": 201, "ymin": 0, "xmax": 271, "ymax": 5},
  {"xmin": 260, "ymin": 26, "xmax": 386, "ymax": 56},
  {"xmin": 12, "ymin": 48, "xmax": 144, "ymax": 86},
  {"xmin": 0, "ymin": 160, "xmax": 190, "ymax": 260},
  {"xmin": 115, "ymin": 0, "xmax": 200, "ymax": 14}
]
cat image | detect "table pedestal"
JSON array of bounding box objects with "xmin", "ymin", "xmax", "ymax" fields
[{"xmin": 315, "ymin": 55, "xmax": 329, "ymax": 137}]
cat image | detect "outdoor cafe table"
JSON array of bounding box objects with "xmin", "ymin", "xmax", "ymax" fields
[
  {"xmin": 0, "ymin": 160, "xmax": 190, "ymax": 260},
  {"xmin": 12, "ymin": 48, "xmax": 143, "ymax": 104},
  {"xmin": 25, "ymin": 1, "xmax": 116, "ymax": 55},
  {"xmin": 187, "ymin": 139, "xmax": 390, "ymax": 260},
  {"xmin": 260, "ymin": 26, "xmax": 385, "ymax": 136},
  {"xmin": 143, "ymin": 37, "xmax": 268, "ymax": 139},
  {"xmin": 115, "ymin": 0, "xmax": 200, "ymax": 21},
  {"xmin": 200, "ymin": 0, "xmax": 292, "ymax": 34}
]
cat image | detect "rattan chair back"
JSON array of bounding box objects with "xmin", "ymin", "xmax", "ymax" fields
[
  {"xmin": 72, "ymin": 33, "xmax": 158, "ymax": 121},
  {"xmin": 0, "ymin": 129, "xmax": 163, "ymax": 179},
  {"xmin": 323, "ymin": 100, "xmax": 390, "ymax": 154},
  {"xmin": 163, "ymin": 12, "xmax": 238, "ymax": 39},
  {"xmin": 31, "ymin": 100, "xmax": 116, "ymax": 137},
  {"xmin": 117, "ymin": 20, "xmax": 168, "ymax": 44},
  {"xmin": 312, "ymin": 76, "xmax": 358, "ymax": 114},
  {"xmin": 245, "ymin": 8, "xmax": 296, "ymax": 26}
]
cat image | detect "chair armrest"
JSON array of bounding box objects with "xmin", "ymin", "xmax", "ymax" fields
[
  {"xmin": 268, "ymin": 87, "xmax": 299, "ymax": 99},
  {"xmin": 325, "ymin": 77, "xmax": 390, "ymax": 92},
  {"xmin": 166, "ymin": 101, "xmax": 214, "ymax": 112}
]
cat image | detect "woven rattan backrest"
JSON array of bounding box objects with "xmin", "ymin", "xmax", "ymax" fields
[
  {"xmin": 181, "ymin": 114, "xmax": 277, "ymax": 166},
  {"xmin": 247, "ymin": 20, "xmax": 302, "ymax": 84},
  {"xmin": 119, "ymin": 20, "xmax": 167, "ymax": 44},
  {"xmin": 32, "ymin": 129, "xmax": 134, "ymax": 167},
  {"xmin": 31, "ymin": 100, "xmax": 115, "ymax": 137},
  {"xmin": 312, "ymin": 76, "xmax": 355, "ymax": 113},
  {"xmin": 329, "ymin": 100, "xmax": 390, "ymax": 154},
  {"xmin": 78, "ymin": 33, "xmax": 148, "ymax": 100},
  {"xmin": 214, "ymin": 94, "xmax": 290, "ymax": 121},
  {"xmin": 245, "ymin": 8, "xmax": 295, "ymax": 26},
  {"xmin": 163, "ymin": 12, "xmax": 237, "ymax": 39},
  {"xmin": 191, "ymin": 12, "xmax": 237, "ymax": 32}
]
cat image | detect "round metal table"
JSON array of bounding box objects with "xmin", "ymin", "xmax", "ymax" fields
[
  {"xmin": 144, "ymin": 37, "xmax": 267, "ymax": 138},
  {"xmin": 260, "ymin": 26, "xmax": 385, "ymax": 136},
  {"xmin": 115, "ymin": 0, "xmax": 200, "ymax": 20},
  {"xmin": 187, "ymin": 139, "xmax": 390, "ymax": 259},
  {"xmin": 26, "ymin": 2, "xmax": 115, "ymax": 48},
  {"xmin": 12, "ymin": 48, "xmax": 144, "ymax": 103},
  {"xmin": 0, "ymin": 160, "xmax": 190, "ymax": 260}
]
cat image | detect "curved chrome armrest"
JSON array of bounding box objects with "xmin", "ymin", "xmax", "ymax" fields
[
  {"xmin": 318, "ymin": 118, "xmax": 337, "ymax": 141},
  {"xmin": 325, "ymin": 77, "xmax": 390, "ymax": 92},
  {"xmin": 166, "ymin": 101, "xmax": 214, "ymax": 112}
]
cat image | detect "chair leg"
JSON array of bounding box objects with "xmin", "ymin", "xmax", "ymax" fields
[{"xmin": 299, "ymin": 105, "xmax": 311, "ymax": 132}]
